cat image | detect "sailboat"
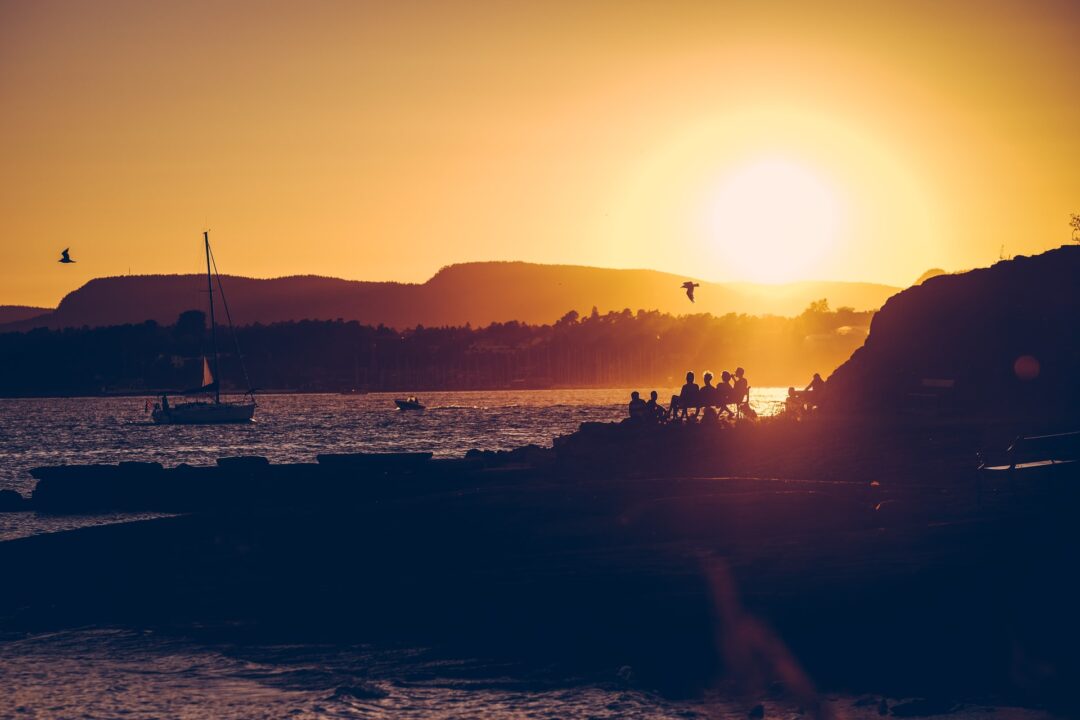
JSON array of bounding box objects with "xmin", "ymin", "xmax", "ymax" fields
[{"xmin": 150, "ymin": 231, "xmax": 257, "ymax": 424}]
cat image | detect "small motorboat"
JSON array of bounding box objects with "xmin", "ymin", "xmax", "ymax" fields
[{"xmin": 394, "ymin": 396, "xmax": 425, "ymax": 411}]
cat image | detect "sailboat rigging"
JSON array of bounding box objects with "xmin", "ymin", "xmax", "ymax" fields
[{"xmin": 150, "ymin": 231, "xmax": 257, "ymax": 424}]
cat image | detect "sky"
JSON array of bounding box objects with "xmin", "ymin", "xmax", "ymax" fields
[{"xmin": 2, "ymin": 0, "xmax": 1078, "ymax": 307}]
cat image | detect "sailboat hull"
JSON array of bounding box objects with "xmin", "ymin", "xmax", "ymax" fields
[{"xmin": 152, "ymin": 401, "xmax": 256, "ymax": 425}]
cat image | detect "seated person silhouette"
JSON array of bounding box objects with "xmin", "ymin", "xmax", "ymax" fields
[
  {"xmin": 717, "ymin": 371, "xmax": 735, "ymax": 416},
  {"xmin": 806, "ymin": 372, "xmax": 826, "ymax": 395},
  {"xmin": 645, "ymin": 390, "xmax": 666, "ymax": 422},
  {"xmin": 786, "ymin": 372, "xmax": 825, "ymax": 415},
  {"xmin": 670, "ymin": 371, "xmax": 700, "ymax": 420},
  {"xmin": 628, "ymin": 391, "xmax": 649, "ymax": 422},
  {"xmin": 699, "ymin": 371, "xmax": 719, "ymax": 422},
  {"xmin": 786, "ymin": 386, "xmax": 802, "ymax": 414},
  {"xmin": 732, "ymin": 367, "xmax": 749, "ymax": 402},
  {"xmin": 732, "ymin": 367, "xmax": 755, "ymax": 418}
]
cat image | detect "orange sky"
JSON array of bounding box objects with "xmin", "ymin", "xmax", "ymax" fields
[{"xmin": 2, "ymin": 0, "xmax": 1078, "ymax": 307}]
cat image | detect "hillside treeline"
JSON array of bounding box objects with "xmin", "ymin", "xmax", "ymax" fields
[{"xmin": 0, "ymin": 303, "xmax": 871, "ymax": 396}]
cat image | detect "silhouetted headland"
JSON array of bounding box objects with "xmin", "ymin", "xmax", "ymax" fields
[{"xmin": 826, "ymin": 244, "xmax": 1080, "ymax": 423}]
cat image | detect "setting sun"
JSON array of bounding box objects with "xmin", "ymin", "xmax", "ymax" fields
[{"xmin": 703, "ymin": 157, "xmax": 847, "ymax": 283}]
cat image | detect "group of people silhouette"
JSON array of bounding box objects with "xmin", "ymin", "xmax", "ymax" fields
[{"xmin": 628, "ymin": 367, "xmax": 755, "ymax": 424}]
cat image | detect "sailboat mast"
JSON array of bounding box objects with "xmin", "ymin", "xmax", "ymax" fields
[{"xmin": 204, "ymin": 231, "xmax": 221, "ymax": 404}]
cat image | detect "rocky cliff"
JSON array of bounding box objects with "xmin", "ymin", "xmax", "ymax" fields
[{"xmin": 826, "ymin": 245, "xmax": 1080, "ymax": 422}]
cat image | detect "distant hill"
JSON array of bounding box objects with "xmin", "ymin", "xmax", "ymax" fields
[
  {"xmin": 827, "ymin": 245, "xmax": 1080, "ymax": 421},
  {"xmin": 0, "ymin": 306, "xmax": 50, "ymax": 325},
  {"xmin": 0, "ymin": 262, "xmax": 900, "ymax": 332}
]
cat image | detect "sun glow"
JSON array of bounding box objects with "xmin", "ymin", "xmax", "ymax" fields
[{"xmin": 704, "ymin": 157, "xmax": 848, "ymax": 284}]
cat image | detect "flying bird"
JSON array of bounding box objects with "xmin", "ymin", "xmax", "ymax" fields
[
  {"xmin": 58, "ymin": 248, "xmax": 75, "ymax": 264},
  {"xmin": 681, "ymin": 281, "xmax": 699, "ymax": 302}
]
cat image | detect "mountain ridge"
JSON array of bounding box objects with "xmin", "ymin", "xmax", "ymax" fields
[
  {"xmin": 1, "ymin": 261, "xmax": 901, "ymax": 332},
  {"xmin": 0, "ymin": 306, "xmax": 51, "ymax": 325}
]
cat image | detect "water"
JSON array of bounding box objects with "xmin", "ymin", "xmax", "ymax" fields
[
  {"xmin": 0, "ymin": 388, "xmax": 789, "ymax": 541},
  {"xmin": 0, "ymin": 629, "xmax": 1056, "ymax": 720}
]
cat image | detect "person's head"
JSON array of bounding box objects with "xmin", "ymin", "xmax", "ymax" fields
[
  {"xmin": 703, "ymin": 371, "xmax": 713, "ymax": 385},
  {"xmin": 735, "ymin": 367, "xmax": 745, "ymax": 378},
  {"xmin": 686, "ymin": 371, "xmax": 694, "ymax": 383},
  {"xmin": 631, "ymin": 391, "xmax": 640, "ymax": 400},
  {"xmin": 721, "ymin": 371, "xmax": 731, "ymax": 382},
  {"xmin": 650, "ymin": 390, "xmax": 658, "ymax": 401},
  {"xmin": 788, "ymin": 386, "xmax": 796, "ymax": 397}
]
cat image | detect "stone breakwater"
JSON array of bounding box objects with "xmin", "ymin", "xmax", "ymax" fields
[{"xmin": 3, "ymin": 413, "xmax": 1054, "ymax": 516}]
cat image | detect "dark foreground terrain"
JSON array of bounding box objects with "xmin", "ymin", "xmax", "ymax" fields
[{"xmin": 2, "ymin": 416, "xmax": 1078, "ymax": 716}]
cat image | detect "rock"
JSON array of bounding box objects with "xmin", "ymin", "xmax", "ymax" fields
[
  {"xmin": 827, "ymin": 246, "xmax": 1080, "ymax": 421},
  {"xmin": 216, "ymin": 456, "xmax": 270, "ymax": 470},
  {"xmin": 0, "ymin": 489, "xmax": 27, "ymax": 511},
  {"xmin": 118, "ymin": 461, "xmax": 164, "ymax": 472},
  {"xmin": 316, "ymin": 452, "xmax": 432, "ymax": 472},
  {"xmin": 890, "ymin": 698, "xmax": 959, "ymax": 717}
]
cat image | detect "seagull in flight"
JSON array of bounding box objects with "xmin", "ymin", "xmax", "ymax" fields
[
  {"xmin": 681, "ymin": 281, "xmax": 699, "ymax": 302},
  {"xmin": 58, "ymin": 248, "xmax": 75, "ymax": 264}
]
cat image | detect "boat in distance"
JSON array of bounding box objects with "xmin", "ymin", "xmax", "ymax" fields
[
  {"xmin": 150, "ymin": 231, "xmax": 257, "ymax": 425},
  {"xmin": 394, "ymin": 396, "xmax": 425, "ymax": 411}
]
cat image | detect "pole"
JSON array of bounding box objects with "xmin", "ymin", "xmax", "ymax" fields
[{"xmin": 204, "ymin": 231, "xmax": 221, "ymax": 404}]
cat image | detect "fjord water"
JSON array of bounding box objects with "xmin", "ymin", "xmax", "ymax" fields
[{"xmin": 0, "ymin": 388, "xmax": 788, "ymax": 540}]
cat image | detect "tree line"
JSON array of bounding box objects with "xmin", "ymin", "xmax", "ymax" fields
[{"xmin": 0, "ymin": 302, "xmax": 873, "ymax": 396}]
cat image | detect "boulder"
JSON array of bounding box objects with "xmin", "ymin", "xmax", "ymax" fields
[
  {"xmin": 216, "ymin": 456, "xmax": 271, "ymax": 470},
  {"xmin": 316, "ymin": 452, "xmax": 433, "ymax": 473},
  {"xmin": 0, "ymin": 489, "xmax": 27, "ymax": 511}
]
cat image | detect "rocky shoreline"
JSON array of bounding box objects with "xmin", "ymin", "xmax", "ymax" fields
[
  {"xmin": 2, "ymin": 413, "xmax": 1078, "ymax": 712},
  {"xmin": 0, "ymin": 409, "xmax": 1057, "ymax": 517}
]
